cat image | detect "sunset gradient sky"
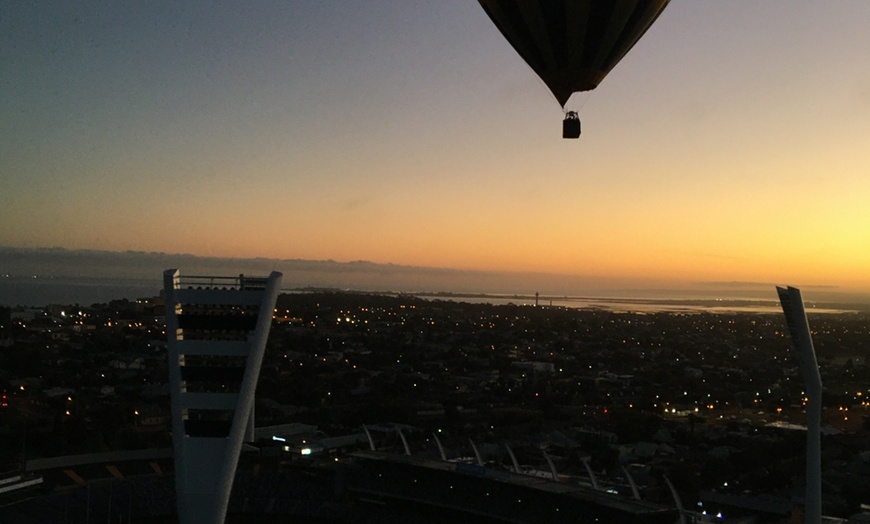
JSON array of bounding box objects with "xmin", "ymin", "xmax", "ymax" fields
[{"xmin": 2, "ymin": 2, "xmax": 869, "ymax": 293}]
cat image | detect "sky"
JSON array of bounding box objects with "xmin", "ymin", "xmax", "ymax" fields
[{"xmin": 2, "ymin": 1, "xmax": 870, "ymax": 294}]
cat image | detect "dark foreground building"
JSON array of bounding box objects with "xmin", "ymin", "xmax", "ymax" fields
[
  {"xmin": 1, "ymin": 448, "xmax": 678, "ymax": 523},
  {"xmin": 343, "ymin": 451, "xmax": 678, "ymax": 524}
]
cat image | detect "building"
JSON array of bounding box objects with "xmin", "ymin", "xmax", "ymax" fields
[{"xmin": 163, "ymin": 270, "xmax": 282, "ymax": 524}]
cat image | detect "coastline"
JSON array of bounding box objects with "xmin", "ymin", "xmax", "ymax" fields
[{"xmin": 3, "ymin": 275, "xmax": 868, "ymax": 314}]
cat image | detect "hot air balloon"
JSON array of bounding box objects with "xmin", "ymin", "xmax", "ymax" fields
[{"xmin": 478, "ymin": 0, "xmax": 670, "ymax": 138}]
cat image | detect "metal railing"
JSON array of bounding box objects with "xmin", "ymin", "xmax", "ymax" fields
[{"xmin": 171, "ymin": 274, "xmax": 269, "ymax": 291}]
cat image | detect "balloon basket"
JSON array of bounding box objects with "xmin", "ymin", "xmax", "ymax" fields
[{"xmin": 563, "ymin": 111, "xmax": 581, "ymax": 139}]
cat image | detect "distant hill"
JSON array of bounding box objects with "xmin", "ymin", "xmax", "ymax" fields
[{"xmin": 2, "ymin": 247, "xmax": 868, "ymax": 307}]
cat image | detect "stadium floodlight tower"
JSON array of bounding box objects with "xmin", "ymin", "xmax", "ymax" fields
[
  {"xmin": 777, "ymin": 286, "xmax": 822, "ymax": 524},
  {"xmin": 163, "ymin": 270, "xmax": 282, "ymax": 524}
]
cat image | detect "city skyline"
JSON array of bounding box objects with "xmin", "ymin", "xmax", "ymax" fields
[{"xmin": 3, "ymin": 2, "xmax": 870, "ymax": 293}]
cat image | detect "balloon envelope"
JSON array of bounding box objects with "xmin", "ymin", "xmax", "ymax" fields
[{"xmin": 479, "ymin": 0, "xmax": 670, "ymax": 107}]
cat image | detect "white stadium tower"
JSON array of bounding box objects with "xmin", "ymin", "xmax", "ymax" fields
[{"xmin": 163, "ymin": 270, "xmax": 282, "ymax": 524}]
